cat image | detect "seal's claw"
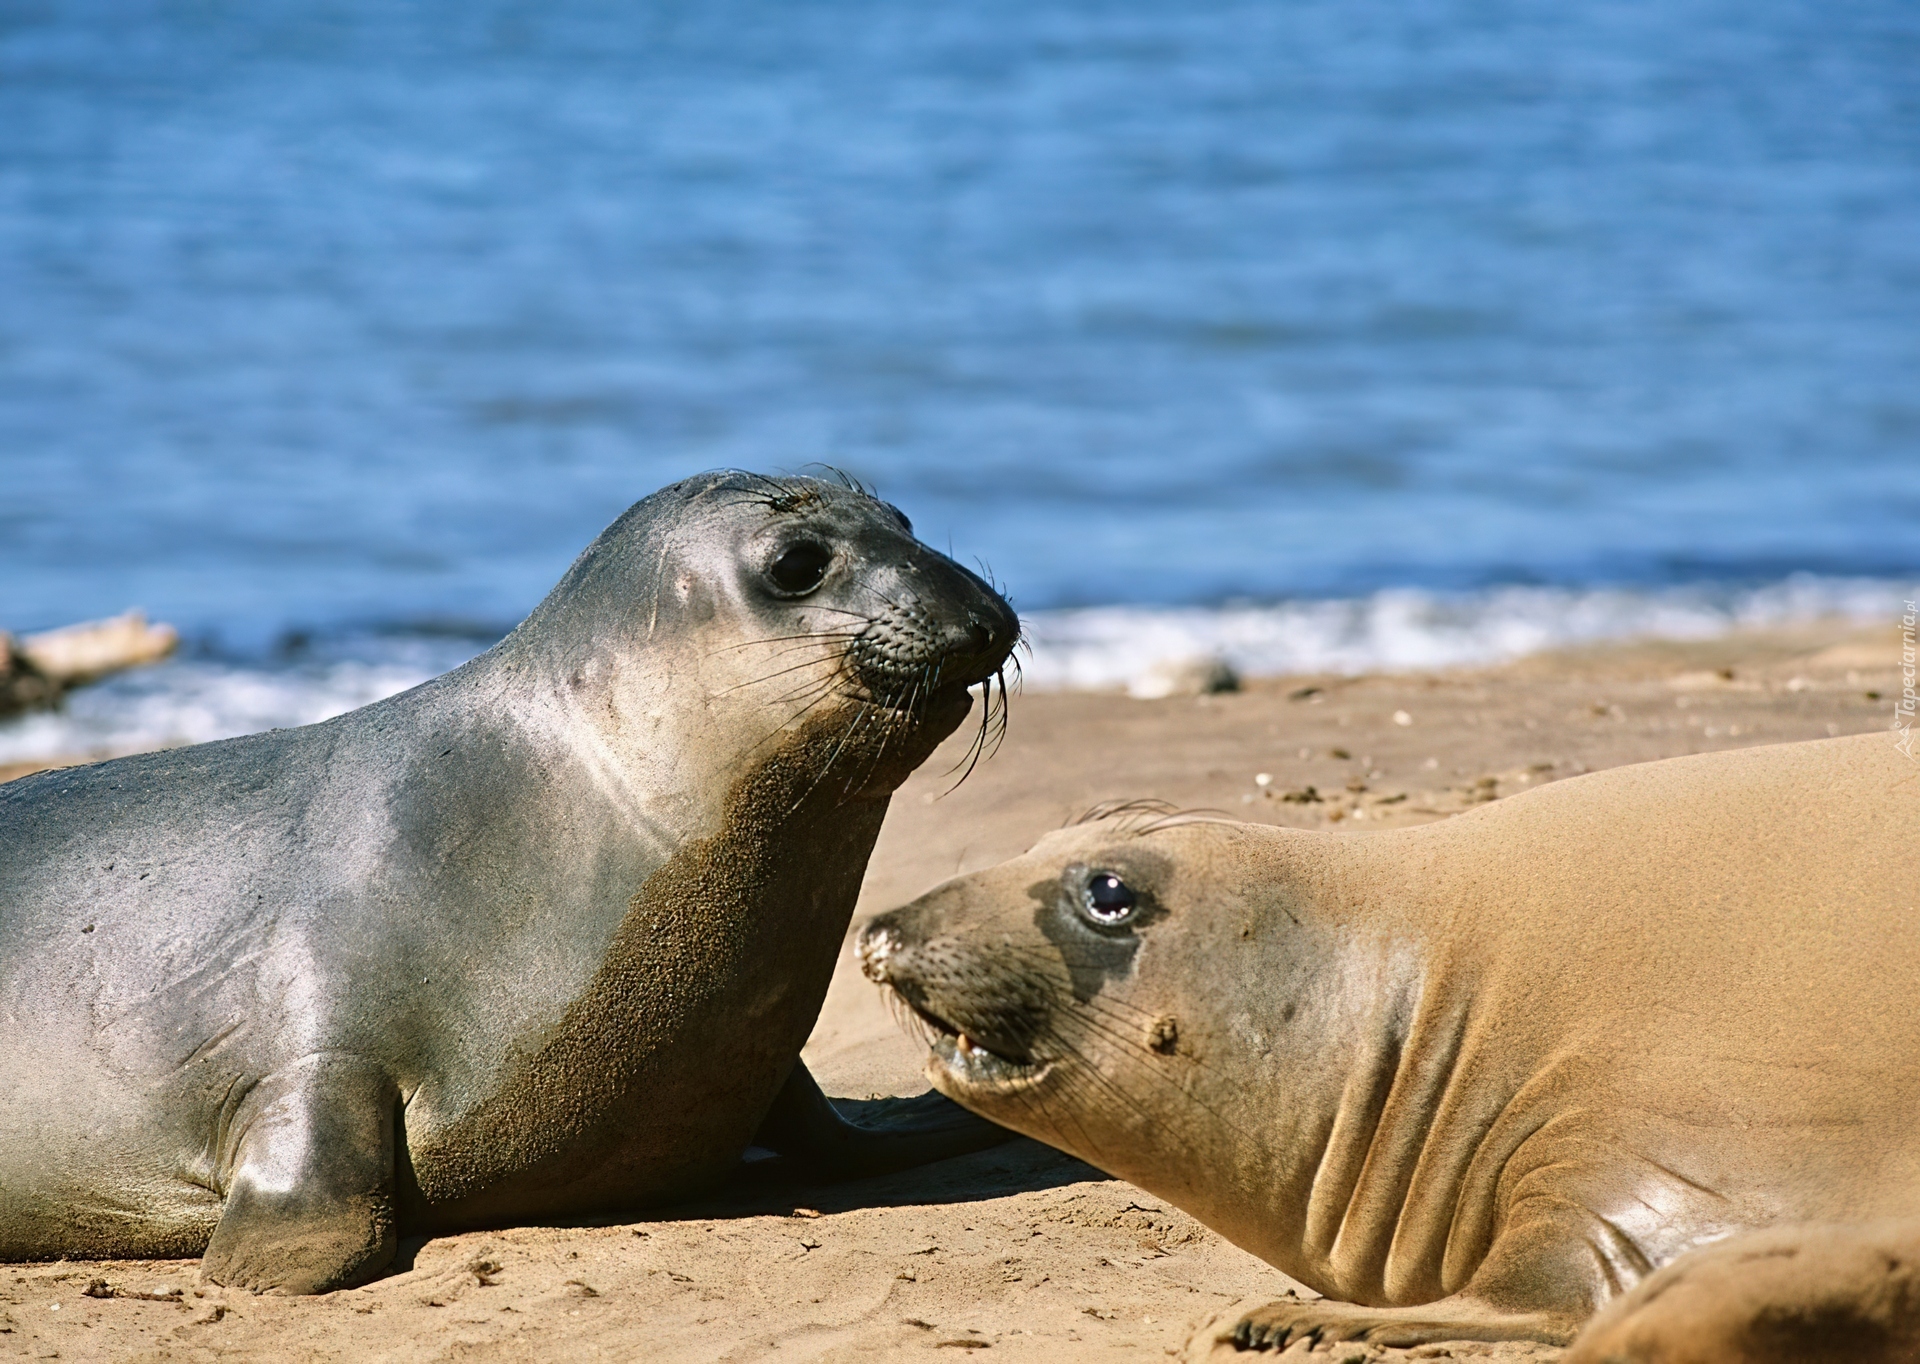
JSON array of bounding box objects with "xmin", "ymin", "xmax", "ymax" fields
[
  {"xmin": 1223, "ymin": 1295, "xmax": 1575, "ymax": 1351},
  {"xmin": 1230, "ymin": 1298, "xmax": 1348, "ymax": 1350}
]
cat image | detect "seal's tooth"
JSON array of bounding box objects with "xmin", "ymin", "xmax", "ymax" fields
[{"xmin": 958, "ymin": 1033, "xmax": 975, "ymax": 1056}]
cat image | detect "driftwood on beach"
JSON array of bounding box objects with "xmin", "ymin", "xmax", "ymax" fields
[{"xmin": 0, "ymin": 611, "xmax": 178, "ymax": 719}]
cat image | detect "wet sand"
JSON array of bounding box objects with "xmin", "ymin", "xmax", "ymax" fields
[{"xmin": 0, "ymin": 621, "xmax": 1904, "ymax": 1362}]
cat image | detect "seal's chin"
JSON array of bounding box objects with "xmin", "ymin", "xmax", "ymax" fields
[
  {"xmin": 927, "ymin": 1030, "xmax": 1051, "ymax": 1091},
  {"xmin": 821, "ymin": 681, "xmax": 981, "ymax": 799},
  {"xmin": 917, "ymin": 682, "xmax": 977, "ymax": 733},
  {"xmin": 841, "ymin": 675, "xmax": 976, "ymax": 738}
]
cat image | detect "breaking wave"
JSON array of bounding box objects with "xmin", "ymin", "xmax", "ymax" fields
[{"xmin": 0, "ymin": 574, "xmax": 1907, "ymax": 765}]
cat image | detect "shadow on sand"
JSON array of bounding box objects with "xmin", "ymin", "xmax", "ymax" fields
[{"xmin": 384, "ymin": 1137, "xmax": 1104, "ymax": 1277}]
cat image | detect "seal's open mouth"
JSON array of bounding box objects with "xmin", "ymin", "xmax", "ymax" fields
[{"xmin": 895, "ymin": 993, "xmax": 1049, "ymax": 1089}]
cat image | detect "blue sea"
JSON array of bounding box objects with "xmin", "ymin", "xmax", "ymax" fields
[{"xmin": 3, "ymin": 0, "xmax": 1918, "ymax": 757}]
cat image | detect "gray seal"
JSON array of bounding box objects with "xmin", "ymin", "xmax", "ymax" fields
[
  {"xmin": 0, "ymin": 471, "xmax": 1018, "ymax": 1294},
  {"xmin": 859, "ymin": 734, "xmax": 1920, "ymax": 1352}
]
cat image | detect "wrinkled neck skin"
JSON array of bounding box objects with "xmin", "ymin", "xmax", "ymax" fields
[{"xmin": 1022, "ymin": 843, "xmax": 1480, "ymax": 1309}]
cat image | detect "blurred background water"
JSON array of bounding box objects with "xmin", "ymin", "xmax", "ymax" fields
[{"xmin": 3, "ymin": 0, "xmax": 1918, "ymax": 755}]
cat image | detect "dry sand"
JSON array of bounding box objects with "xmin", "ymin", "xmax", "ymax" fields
[{"xmin": 1, "ymin": 621, "xmax": 1907, "ymax": 1362}]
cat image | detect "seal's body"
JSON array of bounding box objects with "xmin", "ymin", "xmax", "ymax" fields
[
  {"xmin": 0, "ymin": 472, "xmax": 1017, "ymax": 1293},
  {"xmin": 860, "ymin": 733, "xmax": 1920, "ymax": 1349}
]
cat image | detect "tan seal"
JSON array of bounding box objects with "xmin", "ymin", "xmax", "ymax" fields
[{"xmin": 858, "ymin": 732, "xmax": 1920, "ymax": 1352}]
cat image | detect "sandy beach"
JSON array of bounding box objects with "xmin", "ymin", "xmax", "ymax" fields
[{"xmin": 0, "ymin": 620, "xmax": 1904, "ymax": 1363}]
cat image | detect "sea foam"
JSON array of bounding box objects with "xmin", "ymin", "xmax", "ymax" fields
[
  {"xmin": 1021, "ymin": 575, "xmax": 1906, "ymax": 695},
  {"xmin": 0, "ymin": 574, "xmax": 1905, "ymax": 765}
]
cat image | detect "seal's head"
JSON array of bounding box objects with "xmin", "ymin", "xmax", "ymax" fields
[
  {"xmin": 858, "ymin": 807, "xmax": 1382, "ymax": 1265},
  {"xmin": 516, "ymin": 469, "xmax": 1020, "ymax": 799}
]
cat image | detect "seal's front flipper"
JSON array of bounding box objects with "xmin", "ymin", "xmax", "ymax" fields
[
  {"xmin": 1215, "ymin": 1292, "xmax": 1578, "ymax": 1352},
  {"xmin": 751, "ymin": 1060, "xmax": 1015, "ymax": 1180},
  {"xmin": 200, "ymin": 1056, "xmax": 398, "ymax": 1294},
  {"xmin": 1562, "ymin": 1219, "xmax": 1920, "ymax": 1364}
]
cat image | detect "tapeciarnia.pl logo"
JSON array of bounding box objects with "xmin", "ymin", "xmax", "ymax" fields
[{"xmin": 1896, "ymin": 599, "xmax": 1917, "ymax": 760}]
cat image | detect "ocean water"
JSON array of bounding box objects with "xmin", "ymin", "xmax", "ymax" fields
[{"xmin": 3, "ymin": 0, "xmax": 1918, "ymax": 753}]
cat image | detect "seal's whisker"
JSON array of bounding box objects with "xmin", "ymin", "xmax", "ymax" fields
[
  {"xmin": 1038, "ymin": 1013, "xmax": 1263, "ymax": 1148},
  {"xmin": 730, "ymin": 632, "xmax": 857, "ymax": 660},
  {"xmin": 738, "ymin": 659, "xmax": 861, "ymax": 759},
  {"xmin": 718, "ymin": 651, "xmax": 849, "ymax": 696},
  {"xmin": 1065, "ymin": 797, "xmax": 1179, "ymax": 829},
  {"xmin": 706, "ymin": 630, "xmax": 856, "ymax": 653},
  {"xmin": 722, "ymin": 661, "xmax": 842, "ymax": 697},
  {"xmin": 705, "ymin": 628, "xmax": 861, "ymax": 658},
  {"xmin": 1060, "ymin": 798, "xmax": 1234, "ymax": 835},
  {"xmin": 738, "ymin": 686, "xmax": 845, "ymax": 762},
  {"xmin": 765, "ymin": 675, "xmax": 844, "ymax": 711},
  {"xmin": 902, "ymin": 671, "xmax": 928, "ymax": 718},
  {"xmin": 845, "ymin": 702, "xmax": 913, "ymax": 801},
  {"xmin": 789, "ymin": 701, "xmax": 876, "ymax": 814},
  {"xmin": 936, "ymin": 672, "xmax": 998, "ymax": 794},
  {"xmin": 798, "ymin": 462, "xmax": 876, "ymax": 499},
  {"xmin": 723, "ymin": 470, "xmax": 829, "ymax": 516},
  {"xmin": 1000, "ymin": 1076, "xmax": 1066, "ymax": 1155},
  {"xmin": 866, "ymin": 973, "xmax": 1149, "ymax": 1162},
  {"xmin": 1136, "ymin": 808, "xmax": 1235, "ymax": 835},
  {"xmin": 984, "ymin": 665, "xmax": 1012, "ymax": 759},
  {"xmin": 893, "ymin": 676, "xmax": 929, "ymax": 750},
  {"xmin": 962, "ymin": 662, "xmax": 1016, "ymax": 787},
  {"xmin": 894, "ymin": 673, "xmax": 926, "ymax": 732},
  {"xmin": 1048, "ymin": 1055, "xmax": 1148, "ymax": 1136},
  {"xmin": 844, "ymin": 714, "xmax": 898, "ymax": 799},
  {"xmin": 989, "ymin": 944, "xmax": 1185, "ymax": 1021},
  {"xmin": 999, "ymin": 983, "xmax": 1240, "ymax": 1088},
  {"xmin": 990, "ymin": 945, "xmax": 1249, "ymax": 1090},
  {"xmin": 796, "ymin": 712, "xmax": 867, "ymax": 807},
  {"xmin": 985, "ymin": 974, "xmax": 1258, "ymax": 1143},
  {"xmin": 745, "ymin": 638, "xmax": 860, "ymax": 667},
  {"xmin": 846, "ymin": 579, "xmax": 910, "ymax": 615},
  {"xmin": 881, "ymin": 986, "xmax": 943, "ymax": 1053},
  {"xmin": 869, "ymin": 979, "xmax": 1095, "ymax": 1157},
  {"xmin": 1033, "ymin": 1062, "xmax": 1121, "ymax": 1169}
]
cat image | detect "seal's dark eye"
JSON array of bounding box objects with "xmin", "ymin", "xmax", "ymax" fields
[
  {"xmin": 1081, "ymin": 872, "xmax": 1135, "ymax": 927},
  {"xmin": 768, "ymin": 542, "xmax": 832, "ymax": 596}
]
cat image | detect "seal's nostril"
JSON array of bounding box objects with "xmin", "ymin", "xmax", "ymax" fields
[{"xmin": 857, "ymin": 925, "xmax": 898, "ymax": 983}]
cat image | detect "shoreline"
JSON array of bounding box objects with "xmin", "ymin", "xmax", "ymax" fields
[{"xmin": 0, "ymin": 619, "xmax": 1905, "ymax": 1361}]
